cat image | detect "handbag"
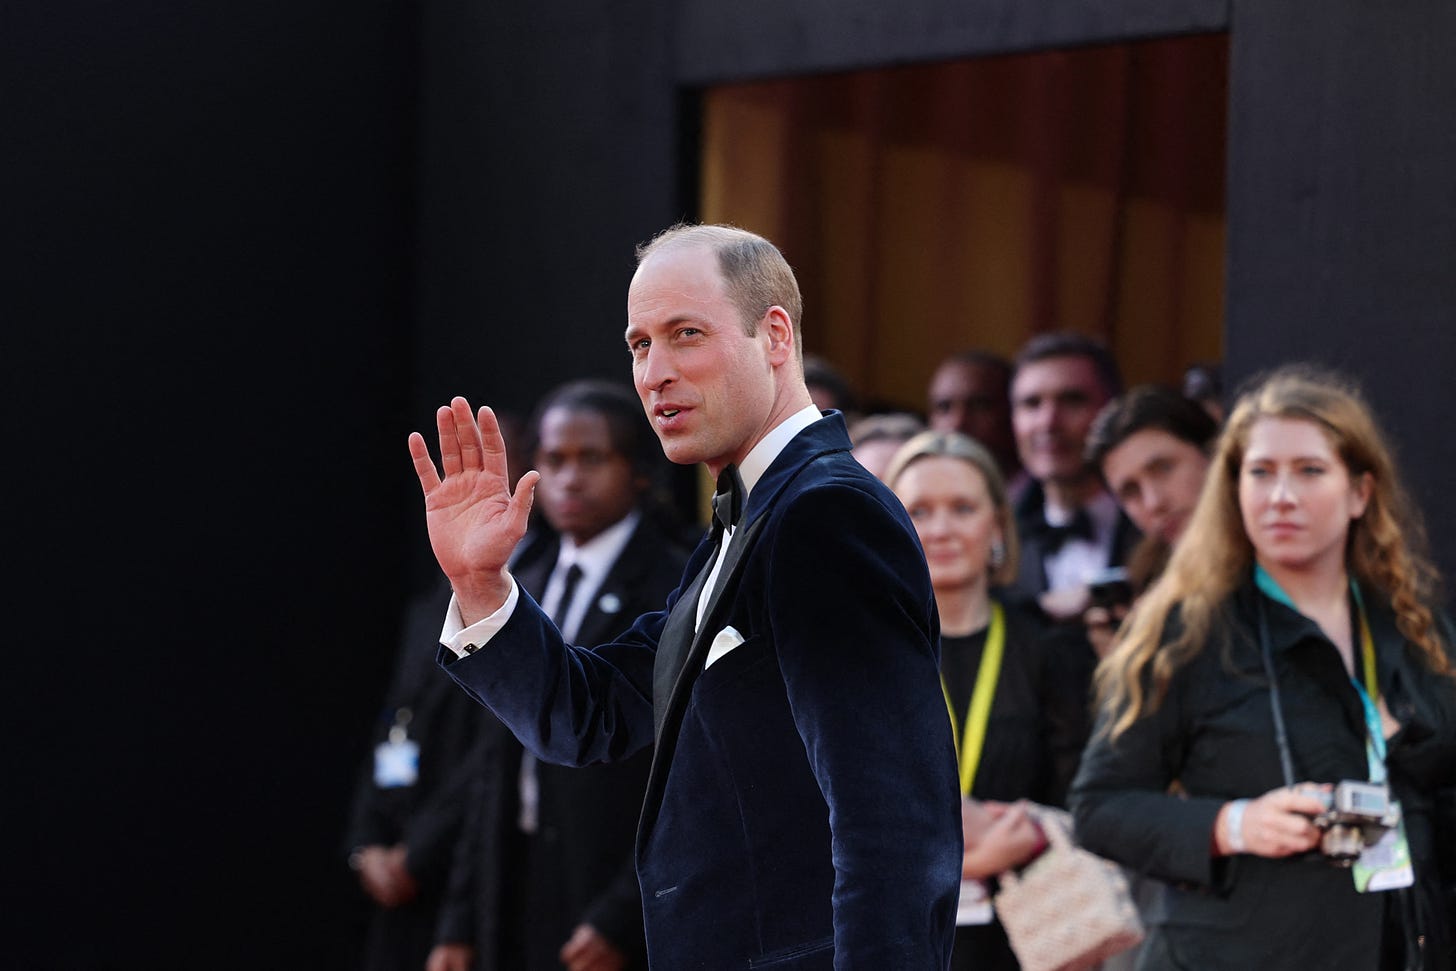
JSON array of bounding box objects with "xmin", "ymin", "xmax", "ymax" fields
[{"xmin": 992, "ymin": 805, "xmax": 1144, "ymax": 971}]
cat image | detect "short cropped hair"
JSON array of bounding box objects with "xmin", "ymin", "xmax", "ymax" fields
[
  {"xmin": 1012, "ymin": 331, "xmax": 1123, "ymax": 399},
  {"xmin": 636, "ymin": 223, "xmax": 803, "ymax": 353}
]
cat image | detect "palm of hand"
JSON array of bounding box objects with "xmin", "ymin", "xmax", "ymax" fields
[
  {"xmin": 424, "ymin": 463, "xmax": 520, "ymax": 576},
  {"xmin": 409, "ymin": 399, "xmax": 538, "ymax": 590}
]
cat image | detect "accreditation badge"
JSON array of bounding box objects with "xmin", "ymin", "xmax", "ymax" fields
[
  {"xmin": 1353, "ymin": 802, "xmax": 1414, "ymax": 892},
  {"xmin": 373, "ymin": 726, "xmax": 420, "ymax": 788}
]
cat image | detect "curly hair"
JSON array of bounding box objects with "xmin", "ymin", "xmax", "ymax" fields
[{"xmin": 1098, "ymin": 363, "xmax": 1450, "ymax": 738}]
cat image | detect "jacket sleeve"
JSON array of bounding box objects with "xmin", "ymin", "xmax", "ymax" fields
[
  {"xmin": 765, "ymin": 484, "xmax": 962, "ymax": 968},
  {"xmin": 435, "ymin": 554, "xmax": 705, "ymax": 768},
  {"xmin": 1069, "ymin": 663, "xmax": 1227, "ymax": 888}
]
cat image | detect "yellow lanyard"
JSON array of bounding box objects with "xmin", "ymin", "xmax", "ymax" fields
[
  {"xmin": 942, "ymin": 601, "xmax": 1006, "ymax": 798},
  {"xmin": 1357, "ymin": 603, "xmax": 1379, "ymax": 701},
  {"xmin": 1351, "ymin": 587, "xmax": 1387, "ymax": 782}
]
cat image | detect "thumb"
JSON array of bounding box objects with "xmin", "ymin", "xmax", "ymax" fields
[{"xmin": 510, "ymin": 470, "xmax": 540, "ymax": 519}]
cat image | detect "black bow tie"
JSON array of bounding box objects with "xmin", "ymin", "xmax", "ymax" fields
[
  {"xmin": 711, "ymin": 465, "xmax": 744, "ymax": 531},
  {"xmin": 1034, "ymin": 507, "xmax": 1095, "ymax": 553}
]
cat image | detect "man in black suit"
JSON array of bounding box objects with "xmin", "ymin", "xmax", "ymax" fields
[
  {"xmin": 407, "ymin": 224, "xmax": 961, "ymax": 969},
  {"xmin": 345, "ymin": 582, "xmax": 481, "ymax": 971},
  {"xmin": 429, "ymin": 380, "xmax": 689, "ymax": 971},
  {"xmin": 1005, "ymin": 332, "xmax": 1139, "ymax": 621}
]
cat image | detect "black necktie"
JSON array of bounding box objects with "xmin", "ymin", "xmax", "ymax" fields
[
  {"xmin": 1038, "ymin": 508, "xmax": 1094, "ymax": 554},
  {"xmin": 553, "ymin": 562, "xmax": 584, "ymax": 628},
  {"xmin": 711, "ymin": 465, "xmax": 744, "ymax": 532}
]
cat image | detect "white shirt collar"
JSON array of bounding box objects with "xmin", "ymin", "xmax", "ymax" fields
[
  {"xmin": 735, "ymin": 404, "xmax": 823, "ymax": 502},
  {"xmin": 557, "ymin": 508, "xmax": 641, "ymax": 586}
]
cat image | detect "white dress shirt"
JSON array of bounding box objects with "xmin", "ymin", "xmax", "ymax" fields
[{"xmin": 1041, "ymin": 489, "xmax": 1122, "ymax": 591}]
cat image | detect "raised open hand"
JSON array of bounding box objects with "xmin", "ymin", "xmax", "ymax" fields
[{"xmin": 407, "ymin": 397, "xmax": 539, "ymax": 621}]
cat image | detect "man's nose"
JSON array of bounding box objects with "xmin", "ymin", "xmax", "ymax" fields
[{"xmin": 639, "ymin": 344, "xmax": 675, "ymax": 391}]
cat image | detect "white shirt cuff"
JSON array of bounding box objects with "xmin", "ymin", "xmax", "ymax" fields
[{"xmin": 441, "ymin": 579, "xmax": 521, "ymax": 658}]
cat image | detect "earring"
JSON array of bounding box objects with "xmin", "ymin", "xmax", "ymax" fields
[{"xmin": 989, "ymin": 540, "xmax": 1006, "ymax": 570}]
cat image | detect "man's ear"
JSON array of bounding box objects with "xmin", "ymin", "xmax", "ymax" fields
[{"xmin": 762, "ymin": 305, "xmax": 795, "ymax": 365}]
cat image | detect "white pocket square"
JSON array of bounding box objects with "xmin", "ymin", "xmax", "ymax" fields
[{"xmin": 703, "ymin": 625, "xmax": 745, "ymax": 669}]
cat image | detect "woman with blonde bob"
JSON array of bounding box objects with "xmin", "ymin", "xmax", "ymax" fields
[
  {"xmin": 1071, "ymin": 364, "xmax": 1456, "ymax": 970},
  {"xmin": 886, "ymin": 431, "xmax": 1086, "ymax": 971}
]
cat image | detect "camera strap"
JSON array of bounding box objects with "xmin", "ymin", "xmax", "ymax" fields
[
  {"xmin": 1255, "ymin": 594, "xmax": 1298, "ymax": 789},
  {"xmin": 1255, "ymin": 572, "xmax": 1414, "ymax": 900},
  {"xmin": 1255, "ymin": 569, "xmax": 1386, "ymax": 784}
]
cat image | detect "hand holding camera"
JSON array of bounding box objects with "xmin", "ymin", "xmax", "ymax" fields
[
  {"xmin": 1215, "ymin": 784, "xmax": 1329, "ymax": 858},
  {"xmin": 1216, "ymin": 781, "xmax": 1400, "ymax": 865}
]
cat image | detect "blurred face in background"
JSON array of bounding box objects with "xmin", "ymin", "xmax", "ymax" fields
[
  {"xmin": 1238, "ymin": 416, "xmax": 1370, "ymax": 579},
  {"xmin": 1100, "ymin": 429, "xmax": 1211, "ymax": 546},
  {"xmin": 893, "ymin": 455, "xmax": 1003, "ymax": 595},
  {"xmin": 534, "ymin": 406, "xmax": 643, "ymax": 544},
  {"xmin": 1011, "ymin": 356, "xmax": 1111, "ymax": 486},
  {"xmin": 928, "ymin": 360, "xmax": 1015, "ymax": 470}
]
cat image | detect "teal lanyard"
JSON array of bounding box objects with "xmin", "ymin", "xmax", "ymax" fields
[{"xmin": 1254, "ymin": 567, "xmax": 1386, "ymax": 782}]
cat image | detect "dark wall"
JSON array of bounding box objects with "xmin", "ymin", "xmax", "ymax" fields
[
  {"xmin": 8, "ymin": 1, "xmax": 418, "ymax": 966},
  {"xmin": 1225, "ymin": 0, "xmax": 1456, "ymax": 590}
]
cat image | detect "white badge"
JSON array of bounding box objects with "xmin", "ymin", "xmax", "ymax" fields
[
  {"xmin": 1353, "ymin": 804, "xmax": 1414, "ymax": 892},
  {"xmin": 373, "ymin": 726, "xmax": 420, "ymax": 788},
  {"xmin": 956, "ymin": 878, "xmax": 994, "ymax": 926}
]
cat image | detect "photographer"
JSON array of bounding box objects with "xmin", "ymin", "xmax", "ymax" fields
[{"xmin": 1070, "ymin": 365, "xmax": 1456, "ymax": 970}]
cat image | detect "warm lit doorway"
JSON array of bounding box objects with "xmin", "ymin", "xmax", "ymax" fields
[{"xmin": 699, "ymin": 33, "xmax": 1228, "ymax": 414}]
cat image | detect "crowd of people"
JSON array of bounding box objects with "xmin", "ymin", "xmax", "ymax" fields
[{"xmin": 350, "ymin": 223, "xmax": 1455, "ymax": 971}]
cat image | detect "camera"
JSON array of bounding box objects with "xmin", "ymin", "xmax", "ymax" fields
[
  {"xmin": 1087, "ymin": 566, "xmax": 1134, "ymax": 612},
  {"xmin": 1308, "ymin": 781, "xmax": 1401, "ymax": 865}
]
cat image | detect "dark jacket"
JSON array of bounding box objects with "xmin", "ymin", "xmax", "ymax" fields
[
  {"xmin": 440, "ymin": 413, "xmax": 962, "ymax": 970},
  {"xmin": 346, "ymin": 582, "xmax": 484, "ymax": 971},
  {"xmin": 1070, "ymin": 577, "xmax": 1456, "ymax": 970},
  {"xmin": 435, "ymin": 515, "xmax": 689, "ymax": 969},
  {"xmin": 1009, "ymin": 480, "xmax": 1140, "ymax": 601},
  {"xmin": 942, "ymin": 599, "xmax": 1090, "ymax": 971}
]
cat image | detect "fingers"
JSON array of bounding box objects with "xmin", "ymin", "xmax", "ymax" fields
[
  {"xmin": 508, "ymin": 469, "xmax": 540, "ymax": 529},
  {"xmin": 415, "ymin": 398, "xmax": 507, "ymax": 492},
  {"xmin": 1245, "ymin": 786, "xmax": 1325, "ymax": 856},
  {"xmin": 437, "ymin": 398, "xmax": 474, "ymax": 477},
  {"xmin": 408, "ymin": 431, "xmax": 441, "ymax": 494}
]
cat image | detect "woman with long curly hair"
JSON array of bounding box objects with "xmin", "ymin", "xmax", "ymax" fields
[{"xmin": 1070, "ymin": 364, "xmax": 1456, "ymax": 970}]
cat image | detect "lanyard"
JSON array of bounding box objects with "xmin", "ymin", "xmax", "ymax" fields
[
  {"xmin": 942, "ymin": 601, "xmax": 1006, "ymax": 798},
  {"xmin": 1349, "ymin": 583, "xmax": 1387, "ymax": 783},
  {"xmin": 1255, "ymin": 566, "xmax": 1386, "ymax": 783}
]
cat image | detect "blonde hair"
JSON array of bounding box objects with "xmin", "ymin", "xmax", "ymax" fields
[
  {"xmin": 884, "ymin": 430, "xmax": 1020, "ymax": 587},
  {"xmin": 1098, "ymin": 364, "xmax": 1450, "ymax": 738}
]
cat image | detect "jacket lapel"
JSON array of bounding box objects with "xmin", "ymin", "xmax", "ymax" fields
[
  {"xmin": 637, "ymin": 413, "xmax": 853, "ymax": 843},
  {"xmin": 651, "ymin": 543, "xmax": 718, "ymax": 740}
]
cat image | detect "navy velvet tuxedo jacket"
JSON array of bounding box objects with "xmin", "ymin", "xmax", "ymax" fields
[{"xmin": 440, "ymin": 413, "xmax": 962, "ymax": 970}]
